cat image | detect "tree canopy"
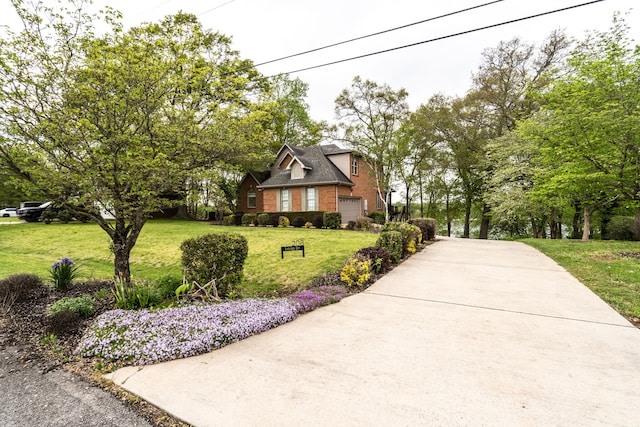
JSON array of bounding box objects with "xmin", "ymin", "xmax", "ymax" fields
[{"xmin": 0, "ymin": 1, "xmax": 272, "ymax": 279}]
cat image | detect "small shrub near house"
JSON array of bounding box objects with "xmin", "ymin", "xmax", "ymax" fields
[
  {"xmin": 0, "ymin": 273, "xmax": 43, "ymax": 304},
  {"xmin": 382, "ymin": 222, "xmax": 421, "ymax": 257},
  {"xmin": 223, "ymin": 214, "xmax": 235, "ymax": 226},
  {"xmin": 356, "ymin": 216, "xmax": 373, "ymax": 231},
  {"xmin": 292, "ymin": 216, "xmax": 306, "ymax": 228},
  {"xmin": 181, "ymin": 233, "xmax": 249, "ymax": 299},
  {"xmin": 368, "ymin": 211, "xmax": 385, "ymax": 225},
  {"xmin": 313, "ymin": 214, "xmax": 324, "ymax": 229},
  {"xmin": 47, "ymin": 311, "xmax": 82, "ymax": 335},
  {"xmin": 270, "ymin": 214, "xmax": 280, "ymax": 227},
  {"xmin": 323, "ymin": 212, "xmax": 342, "ymax": 229},
  {"xmin": 257, "ymin": 213, "xmax": 271, "ymax": 226},
  {"xmin": 278, "ymin": 216, "xmax": 290, "ymax": 228},
  {"xmin": 241, "ymin": 213, "xmax": 257, "ymax": 226},
  {"xmin": 377, "ymin": 231, "xmax": 403, "ymax": 264}
]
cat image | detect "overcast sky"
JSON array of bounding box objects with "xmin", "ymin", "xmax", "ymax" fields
[{"xmin": 1, "ymin": 0, "xmax": 638, "ymax": 123}]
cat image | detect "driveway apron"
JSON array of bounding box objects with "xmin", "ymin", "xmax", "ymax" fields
[{"xmin": 107, "ymin": 238, "xmax": 640, "ymax": 426}]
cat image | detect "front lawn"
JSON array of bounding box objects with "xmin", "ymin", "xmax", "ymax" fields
[{"xmin": 0, "ymin": 220, "xmax": 378, "ymax": 295}]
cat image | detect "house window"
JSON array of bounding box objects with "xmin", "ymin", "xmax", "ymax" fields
[
  {"xmin": 291, "ymin": 163, "xmax": 303, "ymax": 179},
  {"xmin": 281, "ymin": 189, "xmax": 291, "ymax": 211},
  {"xmin": 351, "ymin": 156, "xmax": 359, "ymax": 176},
  {"xmin": 376, "ymin": 192, "xmax": 384, "ymax": 210},
  {"xmin": 247, "ymin": 188, "xmax": 256, "ymax": 209},
  {"xmin": 306, "ymin": 187, "xmax": 317, "ymax": 210}
]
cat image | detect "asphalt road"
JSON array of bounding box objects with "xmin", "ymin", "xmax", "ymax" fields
[{"xmin": 0, "ymin": 344, "xmax": 152, "ymax": 427}]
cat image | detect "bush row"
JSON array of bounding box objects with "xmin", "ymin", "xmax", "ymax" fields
[{"xmin": 231, "ymin": 211, "xmax": 343, "ymax": 229}]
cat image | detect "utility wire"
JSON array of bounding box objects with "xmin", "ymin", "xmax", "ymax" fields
[
  {"xmin": 198, "ymin": 0, "xmax": 236, "ymax": 17},
  {"xmin": 255, "ymin": 0, "xmax": 505, "ymax": 68},
  {"xmin": 270, "ymin": 0, "xmax": 604, "ymax": 77},
  {"xmin": 254, "ymin": 0, "xmax": 506, "ymax": 68},
  {"xmin": 133, "ymin": 0, "xmax": 175, "ymax": 19}
]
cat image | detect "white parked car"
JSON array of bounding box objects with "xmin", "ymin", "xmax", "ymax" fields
[{"xmin": 0, "ymin": 207, "xmax": 18, "ymax": 217}]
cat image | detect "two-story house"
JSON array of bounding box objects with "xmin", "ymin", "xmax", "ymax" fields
[{"xmin": 238, "ymin": 143, "xmax": 383, "ymax": 223}]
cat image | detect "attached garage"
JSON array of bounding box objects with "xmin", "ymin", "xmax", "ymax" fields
[{"xmin": 338, "ymin": 196, "xmax": 361, "ymax": 224}]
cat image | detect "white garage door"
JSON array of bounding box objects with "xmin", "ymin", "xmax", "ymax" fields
[{"xmin": 338, "ymin": 197, "xmax": 361, "ymax": 224}]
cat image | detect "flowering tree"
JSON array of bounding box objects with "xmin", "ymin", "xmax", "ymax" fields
[{"xmin": 0, "ymin": 1, "xmax": 272, "ymax": 281}]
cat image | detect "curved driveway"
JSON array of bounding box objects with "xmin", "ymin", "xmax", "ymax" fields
[{"xmin": 107, "ymin": 238, "xmax": 640, "ymax": 426}]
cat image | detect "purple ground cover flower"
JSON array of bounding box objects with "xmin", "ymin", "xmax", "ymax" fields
[
  {"xmin": 76, "ymin": 299, "xmax": 298, "ymax": 365},
  {"xmin": 289, "ymin": 285, "xmax": 349, "ymax": 313}
]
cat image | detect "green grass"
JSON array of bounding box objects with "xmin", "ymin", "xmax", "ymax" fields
[
  {"xmin": 0, "ymin": 220, "xmax": 377, "ymax": 296},
  {"xmin": 524, "ymin": 238, "xmax": 640, "ymax": 319}
]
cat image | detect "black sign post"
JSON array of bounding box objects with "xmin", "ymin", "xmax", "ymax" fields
[{"xmin": 281, "ymin": 240, "xmax": 305, "ymax": 259}]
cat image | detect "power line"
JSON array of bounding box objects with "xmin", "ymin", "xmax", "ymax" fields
[
  {"xmin": 198, "ymin": 0, "xmax": 236, "ymax": 17},
  {"xmin": 270, "ymin": 0, "xmax": 604, "ymax": 77},
  {"xmin": 133, "ymin": 0, "xmax": 175, "ymax": 19},
  {"xmin": 254, "ymin": 0, "xmax": 506, "ymax": 68}
]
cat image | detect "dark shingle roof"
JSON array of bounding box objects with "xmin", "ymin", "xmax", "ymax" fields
[{"xmin": 258, "ymin": 144, "xmax": 353, "ymax": 188}]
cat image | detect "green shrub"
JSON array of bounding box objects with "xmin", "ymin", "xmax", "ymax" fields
[
  {"xmin": 340, "ymin": 254, "xmax": 372, "ymax": 288},
  {"xmin": 278, "ymin": 216, "xmax": 290, "ymax": 228},
  {"xmin": 377, "ymin": 231, "xmax": 403, "ymax": 264},
  {"xmin": 223, "ymin": 214, "xmax": 235, "ymax": 226},
  {"xmin": 270, "ymin": 214, "xmax": 280, "ymax": 227},
  {"xmin": 0, "ymin": 273, "xmax": 44, "ymax": 305},
  {"xmin": 313, "ymin": 214, "xmax": 323, "ymax": 229},
  {"xmin": 606, "ymin": 216, "xmax": 636, "ymax": 241},
  {"xmin": 49, "ymin": 294, "xmax": 95, "ymax": 318},
  {"xmin": 47, "ymin": 311, "xmax": 81, "ymax": 335},
  {"xmin": 323, "ymin": 212, "xmax": 342, "ymax": 229},
  {"xmin": 382, "ymin": 222, "xmax": 421, "ymax": 244},
  {"xmin": 241, "ymin": 213, "xmax": 257, "ymax": 226},
  {"xmin": 355, "ymin": 246, "xmax": 391, "ymax": 273},
  {"xmin": 180, "ymin": 233, "xmax": 249, "ymax": 298},
  {"xmin": 257, "ymin": 213, "xmax": 271, "ymax": 226},
  {"xmin": 156, "ymin": 275, "xmax": 183, "ymax": 299},
  {"xmin": 356, "ymin": 216, "xmax": 373, "ymax": 231},
  {"xmin": 347, "ymin": 220, "xmax": 356, "ymax": 230},
  {"xmin": 292, "ymin": 216, "xmax": 306, "ymax": 228},
  {"xmin": 409, "ymin": 218, "xmax": 436, "ymax": 241},
  {"xmin": 368, "ymin": 211, "xmax": 385, "ymax": 225}
]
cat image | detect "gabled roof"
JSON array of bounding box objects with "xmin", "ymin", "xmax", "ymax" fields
[{"xmin": 259, "ymin": 144, "xmax": 354, "ymax": 188}]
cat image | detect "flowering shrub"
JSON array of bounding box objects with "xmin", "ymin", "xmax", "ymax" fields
[
  {"xmin": 340, "ymin": 254, "xmax": 372, "ymax": 288},
  {"xmin": 355, "ymin": 246, "xmax": 391, "ymax": 274},
  {"xmin": 278, "ymin": 216, "xmax": 290, "ymax": 228},
  {"xmin": 50, "ymin": 257, "xmax": 78, "ymax": 290},
  {"xmin": 76, "ymin": 299, "xmax": 299, "ymax": 365},
  {"xmin": 289, "ymin": 286, "xmax": 349, "ymax": 313}
]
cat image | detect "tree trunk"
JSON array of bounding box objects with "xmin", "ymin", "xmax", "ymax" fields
[
  {"xmin": 633, "ymin": 207, "xmax": 640, "ymax": 241},
  {"xmin": 479, "ymin": 203, "xmax": 490, "ymax": 240},
  {"xmin": 112, "ymin": 215, "xmax": 146, "ymax": 283},
  {"xmin": 446, "ymin": 193, "xmax": 452, "ymax": 237},
  {"xmin": 571, "ymin": 202, "xmax": 582, "ymax": 239},
  {"xmin": 463, "ymin": 194, "xmax": 471, "ymax": 238},
  {"xmin": 550, "ymin": 207, "xmax": 559, "ymax": 239},
  {"xmin": 582, "ymin": 206, "xmax": 593, "ymax": 242}
]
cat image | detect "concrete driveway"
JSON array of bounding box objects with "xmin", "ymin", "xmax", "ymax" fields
[{"xmin": 107, "ymin": 238, "xmax": 640, "ymax": 426}]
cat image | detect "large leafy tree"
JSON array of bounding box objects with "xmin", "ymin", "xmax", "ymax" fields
[
  {"xmin": 0, "ymin": 1, "xmax": 272, "ymax": 280},
  {"xmin": 523, "ymin": 16, "xmax": 640, "ymax": 241},
  {"xmin": 335, "ymin": 76, "xmax": 410, "ymax": 220},
  {"xmin": 268, "ymin": 75, "xmax": 325, "ymax": 149},
  {"xmin": 469, "ymin": 31, "xmax": 570, "ymax": 238}
]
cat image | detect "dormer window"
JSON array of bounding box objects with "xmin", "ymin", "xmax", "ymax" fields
[{"xmin": 291, "ymin": 162, "xmax": 304, "ymax": 179}]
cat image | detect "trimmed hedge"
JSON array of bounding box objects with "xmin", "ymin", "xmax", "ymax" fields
[
  {"xmin": 258, "ymin": 211, "xmax": 325, "ymax": 226},
  {"xmin": 241, "ymin": 213, "xmax": 257, "ymax": 226},
  {"xmin": 323, "ymin": 212, "xmax": 342, "ymax": 229},
  {"xmin": 368, "ymin": 211, "xmax": 385, "ymax": 224},
  {"xmin": 180, "ymin": 233, "xmax": 248, "ymax": 298}
]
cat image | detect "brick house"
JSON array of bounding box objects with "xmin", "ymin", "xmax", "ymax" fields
[{"xmin": 237, "ymin": 143, "xmax": 383, "ymax": 223}]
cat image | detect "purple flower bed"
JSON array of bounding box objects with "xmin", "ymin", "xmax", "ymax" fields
[
  {"xmin": 289, "ymin": 286, "xmax": 350, "ymax": 313},
  {"xmin": 76, "ymin": 299, "xmax": 298, "ymax": 365}
]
